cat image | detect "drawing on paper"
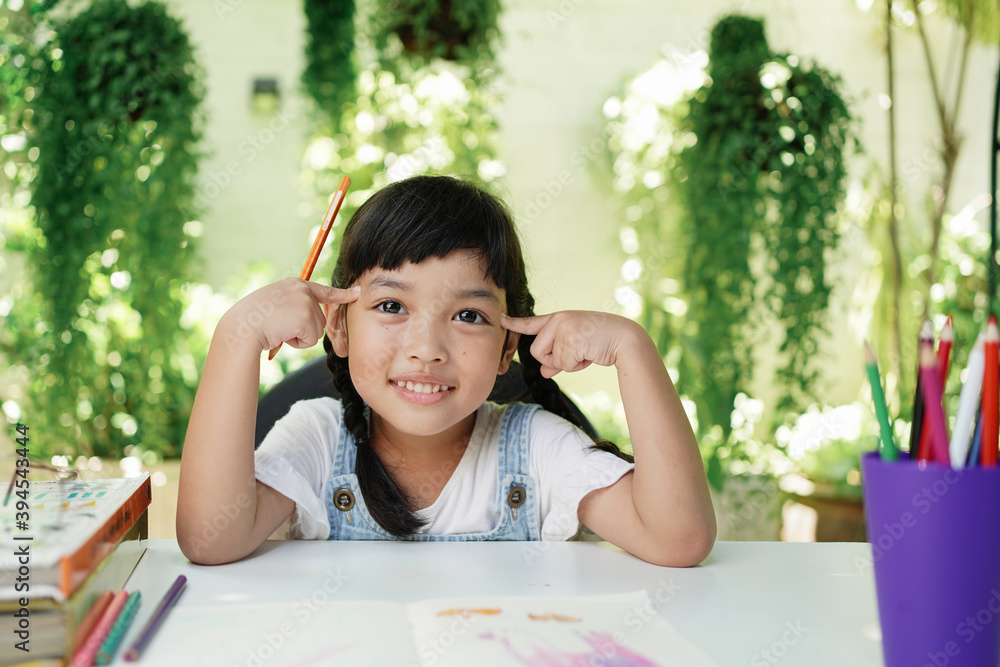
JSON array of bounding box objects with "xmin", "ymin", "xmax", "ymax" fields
[{"xmin": 479, "ymin": 630, "xmax": 663, "ymax": 667}]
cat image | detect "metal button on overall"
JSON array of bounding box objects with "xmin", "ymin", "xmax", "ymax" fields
[
  {"xmin": 507, "ymin": 485, "xmax": 526, "ymax": 521},
  {"xmin": 334, "ymin": 488, "xmax": 355, "ymax": 523}
]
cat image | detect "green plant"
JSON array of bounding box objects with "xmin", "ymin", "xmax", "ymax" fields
[
  {"xmin": 301, "ymin": 0, "xmax": 356, "ymax": 133},
  {"xmin": 779, "ymin": 402, "xmax": 881, "ymax": 502},
  {"xmin": 869, "ymin": 0, "xmax": 999, "ymax": 394},
  {"xmin": 0, "ymin": 0, "xmax": 205, "ymax": 458},
  {"xmin": 604, "ymin": 15, "xmax": 857, "ymax": 485},
  {"xmin": 371, "ymin": 0, "xmax": 501, "ymax": 68},
  {"xmin": 300, "ymin": 0, "xmax": 504, "ymax": 274}
]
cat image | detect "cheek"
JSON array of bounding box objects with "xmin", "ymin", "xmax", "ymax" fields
[{"xmin": 348, "ymin": 344, "xmax": 389, "ymax": 386}]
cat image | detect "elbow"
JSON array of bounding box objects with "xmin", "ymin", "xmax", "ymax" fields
[
  {"xmin": 176, "ymin": 514, "xmax": 246, "ymax": 566},
  {"xmin": 643, "ymin": 520, "xmax": 717, "ymax": 568},
  {"xmin": 674, "ymin": 524, "xmax": 717, "ymax": 567},
  {"xmin": 177, "ymin": 530, "xmax": 247, "ymax": 566}
]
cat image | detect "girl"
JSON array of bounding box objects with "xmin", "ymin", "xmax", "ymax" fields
[{"xmin": 177, "ymin": 175, "xmax": 715, "ymax": 567}]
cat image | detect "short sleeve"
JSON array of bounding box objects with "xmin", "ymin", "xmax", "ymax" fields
[
  {"xmin": 528, "ymin": 410, "xmax": 634, "ymax": 541},
  {"xmin": 254, "ymin": 397, "xmax": 341, "ymax": 540}
]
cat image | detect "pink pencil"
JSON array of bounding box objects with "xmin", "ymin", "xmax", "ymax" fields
[
  {"xmin": 71, "ymin": 589, "xmax": 128, "ymax": 667},
  {"xmin": 918, "ymin": 338, "xmax": 951, "ymax": 465}
]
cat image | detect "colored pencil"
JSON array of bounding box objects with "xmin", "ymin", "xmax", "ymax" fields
[
  {"xmin": 268, "ymin": 176, "xmax": 351, "ymax": 360},
  {"xmin": 864, "ymin": 342, "xmax": 898, "ymax": 461},
  {"xmin": 918, "ymin": 337, "xmax": 951, "ymax": 465},
  {"xmin": 950, "ymin": 333, "xmax": 985, "ymax": 467},
  {"xmin": 123, "ymin": 575, "xmax": 187, "ymax": 662},
  {"xmin": 71, "ymin": 589, "xmax": 128, "ymax": 667},
  {"xmin": 969, "ymin": 411, "xmax": 984, "ymax": 466},
  {"xmin": 981, "ymin": 316, "xmax": 999, "ymax": 467},
  {"xmin": 73, "ymin": 591, "xmax": 114, "ymax": 653},
  {"xmin": 909, "ymin": 321, "xmax": 934, "ymax": 458},
  {"xmin": 917, "ymin": 316, "xmax": 953, "ymax": 462},
  {"xmin": 95, "ymin": 591, "xmax": 140, "ymax": 665}
]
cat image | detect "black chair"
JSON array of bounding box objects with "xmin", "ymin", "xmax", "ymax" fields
[{"xmin": 254, "ymin": 357, "xmax": 597, "ymax": 448}]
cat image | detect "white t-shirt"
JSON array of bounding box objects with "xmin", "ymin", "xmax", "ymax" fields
[{"xmin": 254, "ymin": 399, "xmax": 634, "ymax": 541}]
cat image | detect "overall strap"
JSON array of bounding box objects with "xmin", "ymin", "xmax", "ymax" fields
[
  {"xmin": 331, "ymin": 401, "xmax": 356, "ymax": 477},
  {"xmin": 495, "ymin": 402, "xmax": 541, "ymax": 484}
]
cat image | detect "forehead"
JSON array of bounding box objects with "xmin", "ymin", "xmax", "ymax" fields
[{"xmin": 362, "ymin": 251, "xmax": 505, "ymax": 305}]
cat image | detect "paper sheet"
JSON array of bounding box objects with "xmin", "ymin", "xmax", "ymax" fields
[
  {"xmin": 408, "ymin": 591, "xmax": 715, "ymax": 667},
  {"xmin": 145, "ymin": 592, "xmax": 714, "ymax": 667}
]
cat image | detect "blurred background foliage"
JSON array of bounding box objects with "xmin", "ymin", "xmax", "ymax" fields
[
  {"xmin": 299, "ymin": 0, "xmax": 505, "ymax": 281},
  {"xmin": 602, "ymin": 3, "xmax": 998, "ymax": 498},
  {"xmin": 1, "ymin": 0, "xmax": 208, "ymax": 459},
  {"xmin": 0, "ymin": 0, "xmax": 995, "ymax": 514},
  {"xmin": 0, "ymin": 0, "xmax": 508, "ymax": 460},
  {"xmin": 603, "ymin": 15, "xmax": 857, "ymax": 490}
]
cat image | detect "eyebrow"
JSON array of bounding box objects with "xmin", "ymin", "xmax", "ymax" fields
[{"xmin": 367, "ymin": 276, "xmax": 503, "ymax": 308}]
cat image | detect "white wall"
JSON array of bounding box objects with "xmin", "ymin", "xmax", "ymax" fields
[{"xmin": 162, "ymin": 0, "xmax": 999, "ymax": 412}]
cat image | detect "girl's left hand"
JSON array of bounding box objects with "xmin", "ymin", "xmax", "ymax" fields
[{"xmin": 501, "ymin": 311, "xmax": 637, "ymax": 379}]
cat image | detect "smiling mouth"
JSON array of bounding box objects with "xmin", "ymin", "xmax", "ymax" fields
[{"xmin": 391, "ymin": 380, "xmax": 454, "ymax": 394}]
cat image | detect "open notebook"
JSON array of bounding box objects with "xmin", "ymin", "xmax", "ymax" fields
[{"xmin": 150, "ymin": 591, "xmax": 716, "ymax": 666}]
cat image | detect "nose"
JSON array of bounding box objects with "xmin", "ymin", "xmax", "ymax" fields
[{"xmin": 401, "ymin": 316, "xmax": 448, "ymax": 364}]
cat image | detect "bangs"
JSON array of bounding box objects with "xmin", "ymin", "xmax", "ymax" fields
[{"xmin": 336, "ymin": 176, "xmax": 524, "ymax": 294}]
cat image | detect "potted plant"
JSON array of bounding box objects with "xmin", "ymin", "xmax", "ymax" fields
[{"xmin": 602, "ymin": 14, "xmax": 857, "ymax": 524}]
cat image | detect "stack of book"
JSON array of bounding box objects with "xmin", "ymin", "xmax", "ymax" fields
[{"xmin": 0, "ymin": 474, "xmax": 151, "ymax": 665}]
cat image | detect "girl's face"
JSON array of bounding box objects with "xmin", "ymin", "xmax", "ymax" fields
[{"xmin": 327, "ymin": 250, "xmax": 518, "ymax": 440}]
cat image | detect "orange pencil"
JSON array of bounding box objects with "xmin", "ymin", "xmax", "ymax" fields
[
  {"xmin": 73, "ymin": 590, "xmax": 114, "ymax": 652},
  {"xmin": 917, "ymin": 316, "xmax": 953, "ymax": 463},
  {"xmin": 268, "ymin": 176, "xmax": 351, "ymax": 360},
  {"xmin": 981, "ymin": 316, "xmax": 998, "ymax": 467}
]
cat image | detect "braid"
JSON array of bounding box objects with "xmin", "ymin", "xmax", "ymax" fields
[
  {"xmin": 516, "ymin": 333, "xmax": 572, "ymax": 417},
  {"xmin": 324, "ymin": 338, "xmax": 427, "ymax": 537}
]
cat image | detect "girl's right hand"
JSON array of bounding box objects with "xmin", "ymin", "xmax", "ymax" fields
[{"xmin": 219, "ymin": 278, "xmax": 361, "ymax": 353}]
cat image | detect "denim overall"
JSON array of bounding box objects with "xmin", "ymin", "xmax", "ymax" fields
[{"xmin": 325, "ymin": 402, "xmax": 542, "ymax": 541}]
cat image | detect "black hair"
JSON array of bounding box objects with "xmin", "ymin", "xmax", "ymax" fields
[{"xmin": 324, "ymin": 174, "xmax": 632, "ymax": 538}]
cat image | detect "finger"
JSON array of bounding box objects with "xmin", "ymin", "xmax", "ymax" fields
[
  {"xmin": 501, "ymin": 313, "xmax": 551, "ymax": 336},
  {"xmin": 310, "ymin": 283, "xmax": 361, "ymax": 304},
  {"xmin": 540, "ymin": 365, "xmax": 562, "ymax": 379},
  {"xmin": 312, "ymin": 299, "xmax": 327, "ymax": 335}
]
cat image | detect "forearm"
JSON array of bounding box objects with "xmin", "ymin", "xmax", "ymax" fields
[
  {"xmin": 616, "ymin": 327, "xmax": 716, "ymax": 559},
  {"xmin": 176, "ymin": 316, "xmax": 266, "ymax": 562}
]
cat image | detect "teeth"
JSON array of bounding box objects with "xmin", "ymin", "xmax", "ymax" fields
[{"xmin": 397, "ymin": 380, "xmax": 450, "ymax": 394}]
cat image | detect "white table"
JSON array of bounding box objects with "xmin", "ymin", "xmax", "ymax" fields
[{"xmin": 117, "ymin": 539, "xmax": 883, "ymax": 666}]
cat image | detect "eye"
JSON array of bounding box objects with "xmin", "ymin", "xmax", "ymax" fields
[
  {"xmin": 454, "ymin": 309, "xmax": 487, "ymax": 324},
  {"xmin": 376, "ymin": 300, "xmax": 405, "ymax": 315}
]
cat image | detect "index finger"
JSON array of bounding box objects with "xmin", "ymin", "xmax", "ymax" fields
[
  {"xmin": 310, "ymin": 282, "xmax": 361, "ymax": 304},
  {"xmin": 500, "ymin": 313, "xmax": 551, "ymax": 336}
]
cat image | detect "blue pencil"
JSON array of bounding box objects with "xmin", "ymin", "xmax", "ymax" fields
[{"xmin": 968, "ymin": 411, "xmax": 984, "ymax": 467}]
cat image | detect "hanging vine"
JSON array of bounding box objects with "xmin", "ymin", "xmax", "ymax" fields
[
  {"xmin": 605, "ymin": 15, "xmax": 857, "ymax": 487},
  {"xmin": 3, "ymin": 0, "xmax": 205, "ymax": 457},
  {"xmin": 301, "ymin": 0, "xmax": 356, "ymax": 133}
]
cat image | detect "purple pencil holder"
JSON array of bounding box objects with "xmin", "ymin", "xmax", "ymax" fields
[{"xmin": 862, "ymin": 452, "xmax": 1000, "ymax": 667}]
